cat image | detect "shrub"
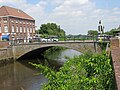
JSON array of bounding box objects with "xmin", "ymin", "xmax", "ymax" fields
[{"xmin": 31, "ymin": 52, "xmax": 114, "ymax": 90}]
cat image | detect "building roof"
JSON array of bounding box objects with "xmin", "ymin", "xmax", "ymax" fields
[{"xmin": 0, "ymin": 6, "xmax": 34, "ymax": 20}]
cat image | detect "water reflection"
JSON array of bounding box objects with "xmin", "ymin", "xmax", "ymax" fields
[
  {"xmin": 0, "ymin": 49, "xmax": 81, "ymax": 90},
  {"xmin": 46, "ymin": 49, "xmax": 81, "ymax": 64},
  {"xmin": 0, "ymin": 62, "xmax": 47, "ymax": 90}
]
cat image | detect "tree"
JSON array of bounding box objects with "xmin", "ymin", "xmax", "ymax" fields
[
  {"xmin": 40, "ymin": 24, "xmax": 48, "ymax": 34},
  {"xmin": 87, "ymin": 30, "xmax": 98, "ymax": 36},
  {"xmin": 38, "ymin": 23, "xmax": 65, "ymax": 37},
  {"xmin": 105, "ymin": 28, "xmax": 117, "ymax": 36}
]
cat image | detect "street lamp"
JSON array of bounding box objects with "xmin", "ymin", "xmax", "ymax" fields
[{"xmin": 98, "ymin": 20, "xmax": 104, "ymax": 34}]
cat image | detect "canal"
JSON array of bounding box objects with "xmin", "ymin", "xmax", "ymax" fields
[{"xmin": 0, "ymin": 49, "xmax": 81, "ymax": 90}]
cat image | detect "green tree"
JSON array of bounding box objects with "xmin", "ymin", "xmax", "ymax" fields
[
  {"xmin": 87, "ymin": 30, "xmax": 98, "ymax": 36},
  {"xmin": 39, "ymin": 24, "xmax": 48, "ymax": 34},
  {"xmin": 105, "ymin": 28, "xmax": 117, "ymax": 36},
  {"xmin": 38, "ymin": 23, "xmax": 65, "ymax": 37}
]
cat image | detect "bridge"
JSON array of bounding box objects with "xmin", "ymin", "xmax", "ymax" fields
[{"xmin": 11, "ymin": 41, "xmax": 103, "ymax": 60}]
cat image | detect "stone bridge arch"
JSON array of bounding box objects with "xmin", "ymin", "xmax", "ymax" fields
[{"xmin": 12, "ymin": 42, "xmax": 102, "ymax": 60}]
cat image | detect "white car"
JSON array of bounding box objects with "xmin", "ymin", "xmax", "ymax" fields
[
  {"xmin": 41, "ymin": 38, "xmax": 58, "ymax": 42},
  {"xmin": 41, "ymin": 38, "xmax": 51, "ymax": 42},
  {"xmin": 52, "ymin": 38, "xmax": 58, "ymax": 42}
]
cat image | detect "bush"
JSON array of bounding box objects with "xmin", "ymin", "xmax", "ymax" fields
[{"xmin": 31, "ymin": 52, "xmax": 114, "ymax": 90}]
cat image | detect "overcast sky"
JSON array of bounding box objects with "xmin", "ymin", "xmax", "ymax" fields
[{"xmin": 0, "ymin": 0, "xmax": 120, "ymax": 35}]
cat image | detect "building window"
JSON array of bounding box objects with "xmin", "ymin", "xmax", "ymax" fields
[
  {"xmin": 16, "ymin": 20, "xmax": 18, "ymax": 23},
  {"xmin": 12, "ymin": 26, "xmax": 14, "ymax": 32},
  {"xmin": 24, "ymin": 27, "xmax": 26, "ymax": 33},
  {"xmin": 27, "ymin": 28, "xmax": 29, "ymax": 32},
  {"xmin": 4, "ymin": 20, "xmax": 7, "ymax": 23},
  {"xmin": 16, "ymin": 26, "xmax": 19, "ymax": 32},
  {"xmin": 33, "ymin": 28, "xmax": 35, "ymax": 33},
  {"xmin": 30, "ymin": 28, "xmax": 32, "ymax": 33},
  {"xmin": 0, "ymin": 26, "xmax": 1, "ymax": 33},
  {"xmin": 4, "ymin": 26, "xmax": 8, "ymax": 32},
  {"xmin": 20, "ymin": 27, "xmax": 22, "ymax": 33},
  {"xmin": 11, "ymin": 20, "xmax": 14, "ymax": 23},
  {"xmin": 23, "ymin": 21, "xmax": 25, "ymax": 24},
  {"xmin": 20, "ymin": 21, "xmax": 22, "ymax": 24}
]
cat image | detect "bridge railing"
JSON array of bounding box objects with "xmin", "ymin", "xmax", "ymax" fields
[
  {"xmin": 64, "ymin": 35, "xmax": 112, "ymax": 42},
  {"xmin": 7, "ymin": 35, "xmax": 112, "ymax": 46}
]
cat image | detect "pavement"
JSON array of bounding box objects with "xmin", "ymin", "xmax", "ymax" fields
[{"xmin": 111, "ymin": 48, "xmax": 120, "ymax": 90}]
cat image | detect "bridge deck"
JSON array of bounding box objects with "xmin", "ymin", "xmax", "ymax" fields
[{"xmin": 13, "ymin": 40, "xmax": 109, "ymax": 46}]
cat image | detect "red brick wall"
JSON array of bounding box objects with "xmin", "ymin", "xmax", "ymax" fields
[
  {"xmin": 110, "ymin": 38, "xmax": 119, "ymax": 49},
  {"xmin": 0, "ymin": 41, "xmax": 9, "ymax": 48},
  {"xmin": 111, "ymin": 38, "xmax": 120, "ymax": 89}
]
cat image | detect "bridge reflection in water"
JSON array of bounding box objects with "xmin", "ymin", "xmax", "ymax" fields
[{"xmin": 0, "ymin": 61, "xmax": 47, "ymax": 90}]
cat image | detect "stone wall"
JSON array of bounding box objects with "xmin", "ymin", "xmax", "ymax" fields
[
  {"xmin": 0, "ymin": 47, "xmax": 14, "ymax": 66},
  {"xmin": 12, "ymin": 42, "xmax": 102, "ymax": 59},
  {"xmin": 0, "ymin": 48, "xmax": 12, "ymax": 60},
  {"xmin": 0, "ymin": 41, "xmax": 9, "ymax": 48},
  {"xmin": 0, "ymin": 41, "xmax": 102, "ymax": 62}
]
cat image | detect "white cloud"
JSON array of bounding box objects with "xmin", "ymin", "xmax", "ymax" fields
[
  {"xmin": 63, "ymin": 0, "xmax": 89, "ymax": 6},
  {"xmin": 1, "ymin": 0, "xmax": 120, "ymax": 34},
  {"xmin": 0, "ymin": 0, "xmax": 26, "ymax": 4}
]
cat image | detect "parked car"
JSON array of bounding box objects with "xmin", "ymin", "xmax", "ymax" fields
[
  {"xmin": 41, "ymin": 37, "xmax": 58, "ymax": 42},
  {"xmin": 32, "ymin": 37, "xmax": 41, "ymax": 42},
  {"xmin": 41, "ymin": 38, "xmax": 51, "ymax": 42},
  {"xmin": 52, "ymin": 38, "xmax": 58, "ymax": 42}
]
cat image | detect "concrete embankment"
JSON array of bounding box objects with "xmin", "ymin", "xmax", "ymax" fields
[
  {"xmin": 0, "ymin": 41, "xmax": 14, "ymax": 66},
  {"xmin": 0, "ymin": 47, "xmax": 14, "ymax": 66}
]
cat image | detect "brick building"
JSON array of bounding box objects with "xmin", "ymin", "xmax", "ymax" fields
[{"xmin": 0, "ymin": 6, "xmax": 35, "ymax": 42}]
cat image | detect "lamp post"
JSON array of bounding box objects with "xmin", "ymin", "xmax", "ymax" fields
[{"xmin": 98, "ymin": 20, "xmax": 104, "ymax": 34}]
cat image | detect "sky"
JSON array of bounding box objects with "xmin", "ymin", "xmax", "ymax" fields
[{"xmin": 0, "ymin": 0, "xmax": 120, "ymax": 35}]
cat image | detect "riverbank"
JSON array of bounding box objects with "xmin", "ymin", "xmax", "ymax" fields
[
  {"xmin": 33, "ymin": 52, "xmax": 115, "ymax": 90},
  {"xmin": 0, "ymin": 58, "xmax": 14, "ymax": 67},
  {"xmin": 0, "ymin": 48, "xmax": 81, "ymax": 90}
]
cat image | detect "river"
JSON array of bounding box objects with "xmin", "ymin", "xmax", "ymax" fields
[{"xmin": 0, "ymin": 49, "xmax": 81, "ymax": 90}]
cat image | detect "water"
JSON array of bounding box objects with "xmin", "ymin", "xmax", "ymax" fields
[
  {"xmin": 0, "ymin": 49, "xmax": 81, "ymax": 90},
  {"xmin": 46, "ymin": 49, "xmax": 81, "ymax": 65},
  {"xmin": 0, "ymin": 62, "xmax": 47, "ymax": 90}
]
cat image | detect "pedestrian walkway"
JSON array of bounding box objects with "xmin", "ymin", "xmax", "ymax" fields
[
  {"xmin": 110, "ymin": 38, "xmax": 120, "ymax": 89},
  {"xmin": 111, "ymin": 48, "xmax": 120, "ymax": 90}
]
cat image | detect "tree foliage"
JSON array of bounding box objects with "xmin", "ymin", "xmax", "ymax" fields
[
  {"xmin": 105, "ymin": 28, "xmax": 118, "ymax": 36},
  {"xmin": 31, "ymin": 52, "xmax": 114, "ymax": 90},
  {"xmin": 87, "ymin": 30, "xmax": 98, "ymax": 36},
  {"xmin": 38, "ymin": 23, "xmax": 65, "ymax": 37}
]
